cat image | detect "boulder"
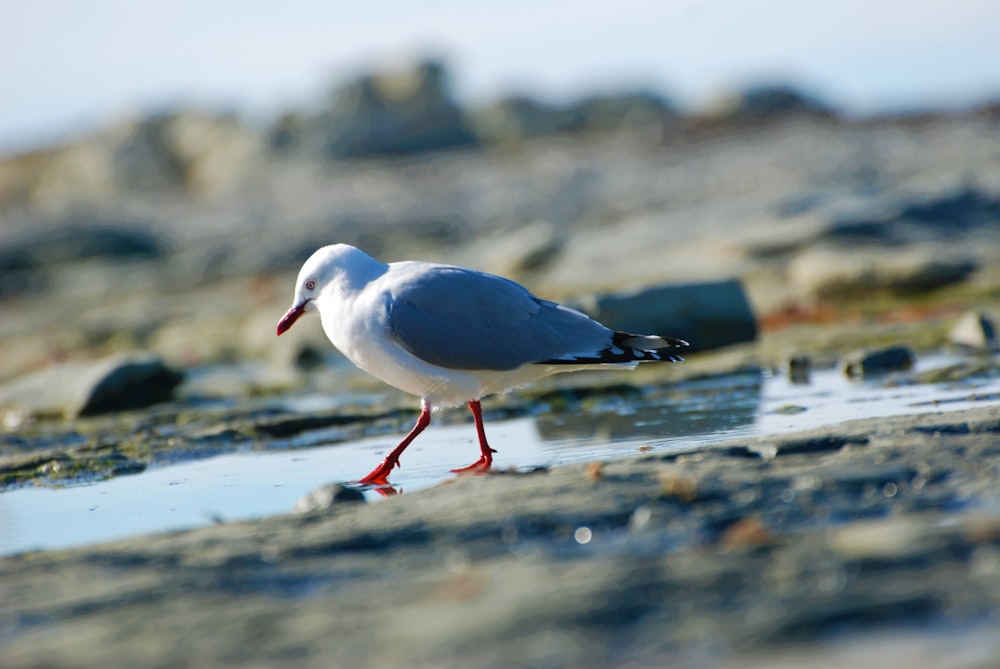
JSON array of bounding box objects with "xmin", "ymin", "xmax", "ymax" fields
[
  {"xmin": 472, "ymin": 90, "xmax": 676, "ymax": 143},
  {"xmin": 0, "ymin": 353, "xmax": 183, "ymax": 418},
  {"xmin": 788, "ymin": 246, "xmax": 978, "ymax": 299},
  {"xmin": 8, "ymin": 110, "xmax": 263, "ymax": 207},
  {"xmin": 0, "ymin": 218, "xmax": 167, "ymax": 297},
  {"xmin": 825, "ymin": 186, "xmax": 1000, "ymax": 245},
  {"xmin": 471, "ymin": 96, "xmax": 578, "ymax": 143},
  {"xmin": 706, "ymin": 83, "xmax": 836, "ymax": 122},
  {"xmin": 574, "ymin": 279, "xmax": 757, "ymax": 352},
  {"xmin": 304, "ymin": 59, "xmax": 479, "ymax": 158},
  {"xmin": 569, "ymin": 91, "xmax": 677, "ymax": 132}
]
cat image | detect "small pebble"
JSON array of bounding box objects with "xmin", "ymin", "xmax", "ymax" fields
[
  {"xmin": 948, "ymin": 311, "xmax": 997, "ymax": 351},
  {"xmin": 787, "ymin": 353, "xmax": 811, "ymax": 384},
  {"xmin": 843, "ymin": 345, "xmax": 916, "ymax": 379}
]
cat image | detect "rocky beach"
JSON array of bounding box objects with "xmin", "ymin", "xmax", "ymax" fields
[{"xmin": 2, "ymin": 60, "xmax": 1000, "ymax": 667}]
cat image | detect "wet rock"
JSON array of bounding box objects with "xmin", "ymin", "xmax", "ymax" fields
[
  {"xmin": 842, "ymin": 345, "xmax": 916, "ymax": 379},
  {"xmin": 294, "ymin": 483, "xmax": 367, "ymax": 513},
  {"xmin": 788, "ymin": 246, "xmax": 978, "ymax": 299},
  {"xmin": 787, "ymin": 353, "xmax": 811, "ymax": 384},
  {"xmin": 949, "ymin": 311, "xmax": 998, "ymax": 351},
  {"xmin": 574, "ymin": 279, "xmax": 757, "ymax": 352},
  {"xmin": 0, "ymin": 353, "xmax": 182, "ymax": 418}
]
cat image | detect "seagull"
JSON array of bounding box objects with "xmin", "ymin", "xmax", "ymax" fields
[{"xmin": 277, "ymin": 244, "xmax": 688, "ymax": 485}]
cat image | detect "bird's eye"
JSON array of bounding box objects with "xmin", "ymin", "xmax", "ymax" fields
[{"xmin": 305, "ymin": 279, "xmax": 316, "ymax": 291}]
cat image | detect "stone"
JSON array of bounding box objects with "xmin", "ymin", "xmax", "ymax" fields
[
  {"xmin": 948, "ymin": 311, "xmax": 998, "ymax": 351},
  {"xmin": 787, "ymin": 353, "xmax": 812, "ymax": 384},
  {"xmin": 294, "ymin": 483, "xmax": 367, "ymax": 513},
  {"xmin": 0, "ymin": 353, "xmax": 183, "ymax": 418},
  {"xmin": 707, "ymin": 83, "xmax": 836, "ymax": 121},
  {"xmin": 0, "ymin": 218, "xmax": 166, "ymax": 297},
  {"xmin": 573, "ymin": 279, "xmax": 757, "ymax": 352},
  {"xmin": 472, "ymin": 90, "xmax": 675, "ymax": 144},
  {"xmin": 3, "ymin": 110, "xmax": 263, "ymax": 207},
  {"xmin": 788, "ymin": 246, "xmax": 978, "ymax": 299},
  {"xmin": 827, "ymin": 187, "xmax": 1000, "ymax": 244},
  {"xmin": 313, "ymin": 59, "xmax": 479, "ymax": 158},
  {"xmin": 568, "ymin": 91, "xmax": 677, "ymax": 132},
  {"xmin": 842, "ymin": 345, "xmax": 916, "ymax": 379},
  {"xmin": 471, "ymin": 96, "xmax": 578, "ymax": 143}
]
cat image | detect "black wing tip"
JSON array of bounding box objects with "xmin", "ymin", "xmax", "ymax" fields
[{"xmin": 537, "ymin": 331, "xmax": 689, "ymax": 366}]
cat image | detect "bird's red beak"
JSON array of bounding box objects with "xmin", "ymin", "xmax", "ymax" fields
[{"xmin": 276, "ymin": 302, "xmax": 307, "ymax": 336}]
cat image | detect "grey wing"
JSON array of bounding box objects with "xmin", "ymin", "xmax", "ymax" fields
[{"xmin": 385, "ymin": 265, "xmax": 614, "ymax": 371}]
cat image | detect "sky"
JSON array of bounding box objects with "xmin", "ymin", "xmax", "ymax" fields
[{"xmin": 1, "ymin": 0, "xmax": 999, "ymax": 152}]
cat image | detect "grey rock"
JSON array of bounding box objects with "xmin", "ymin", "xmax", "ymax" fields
[
  {"xmin": 842, "ymin": 345, "xmax": 916, "ymax": 379},
  {"xmin": 472, "ymin": 96, "xmax": 580, "ymax": 143},
  {"xmin": 299, "ymin": 59, "xmax": 479, "ymax": 158},
  {"xmin": 10, "ymin": 111, "xmax": 263, "ymax": 207},
  {"xmin": 0, "ymin": 353, "xmax": 182, "ymax": 418},
  {"xmin": 826, "ymin": 186, "xmax": 1000, "ymax": 245},
  {"xmin": 575, "ymin": 279, "xmax": 757, "ymax": 352},
  {"xmin": 788, "ymin": 246, "xmax": 978, "ymax": 299},
  {"xmin": 472, "ymin": 90, "xmax": 676, "ymax": 143},
  {"xmin": 949, "ymin": 311, "xmax": 998, "ymax": 351},
  {"xmin": 294, "ymin": 482, "xmax": 367, "ymax": 513},
  {"xmin": 569, "ymin": 91, "xmax": 677, "ymax": 132},
  {"xmin": 0, "ymin": 218, "xmax": 167, "ymax": 297},
  {"xmin": 707, "ymin": 83, "xmax": 836, "ymax": 121}
]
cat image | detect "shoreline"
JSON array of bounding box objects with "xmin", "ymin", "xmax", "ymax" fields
[{"xmin": 3, "ymin": 402, "xmax": 1000, "ymax": 667}]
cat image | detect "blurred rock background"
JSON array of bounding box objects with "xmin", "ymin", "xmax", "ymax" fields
[{"xmin": 0, "ymin": 2, "xmax": 998, "ymax": 401}]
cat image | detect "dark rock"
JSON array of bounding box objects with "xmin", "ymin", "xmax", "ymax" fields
[
  {"xmin": 294, "ymin": 483, "xmax": 368, "ymax": 513},
  {"xmin": 787, "ymin": 353, "xmax": 812, "ymax": 384},
  {"xmin": 574, "ymin": 279, "xmax": 757, "ymax": 352},
  {"xmin": 709, "ymin": 83, "xmax": 836, "ymax": 121},
  {"xmin": 948, "ymin": 311, "xmax": 998, "ymax": 351},
  {"xmin": 0, "ymin": 353, "xmax": 183, "ymax": 418},
  {"xmin": 843, "ymin": 346, "xmax": 916, "ymax": 379},
  {"xmin": 754, "ymin": 434, "xmax": 868, "ymax": 458},
  {"xmin": 0, "ymin": 218, "xmax": 167, "ymax": 297},
  {"xmin": 825, "ymin": 186, "xmax": 1000, "ymax": 245}
]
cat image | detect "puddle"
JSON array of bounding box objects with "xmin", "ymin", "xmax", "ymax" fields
[{"xmin": 2, "ymin": 355, "xmax": 999, "ymax": 555}]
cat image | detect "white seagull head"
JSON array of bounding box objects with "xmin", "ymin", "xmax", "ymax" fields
[{"xmin": 276, "ymin": 244, "xmax": 385, "ymax": 335}]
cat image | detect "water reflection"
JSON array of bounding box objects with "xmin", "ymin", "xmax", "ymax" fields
[
  {"xmin": 7, "ymin": 360, "xmax": 1000, "ymax": 556},
  {"xmin": 535, "ymin": 371, "xmax": 762, "ymax": 445}
]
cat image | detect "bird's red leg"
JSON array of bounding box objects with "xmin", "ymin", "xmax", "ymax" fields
[
  {"xmin": 451, "ymin": 400, "xmax": 497, "ymax": 474},
  {"xmin": 357, "ymin": 403, "xmax": 432, "ymax": 485}
]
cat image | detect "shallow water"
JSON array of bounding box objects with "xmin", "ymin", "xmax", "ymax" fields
[{"xmin": 2, "ymin": 355, "xmax": 999, "ymax": 556}]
